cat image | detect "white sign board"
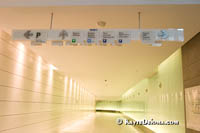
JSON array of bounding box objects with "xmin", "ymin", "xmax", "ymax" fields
[
  {"xmin": 132, "ymin": 30, "xmax": 140, "ymax": 40},
  {"xmin": 48, "ymin": 30, "xmax": 70, "ymax": 40},
  {"xmin": 156, "ymin": 30, "xmax": 170, "ymax": 41},
  {"xmin": 177, "ymin": 29, "xmax": 184, "ymax": 42},
  {"xmin": 100, "ymin": 30, "xmax": 116, "ymax": 45},
  {"xmin": 116, "ymin": 30, "xmax": 132, "ymax": 44},
  {"xmin": 85, "ymin": 29, "xmax": 99, "ymax": 44},
  {"xmin": 12, "ymin": 30, "xmax": 48, "ymax": 43},
  {"xmin": 140, "ymin": 30, "xmax": 156, "ymax": 44},
  {"xmin": 71, "ymin": 30, "xmax": 84, "ymax": 44},
  {"xmin": 11, "ymin": 29, "xmax": 184, "ymax": 46}
]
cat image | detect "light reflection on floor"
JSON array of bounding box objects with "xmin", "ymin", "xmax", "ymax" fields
[{"xmin": 60, "ymin": 112, "xmax": 143, "ymax": 133}]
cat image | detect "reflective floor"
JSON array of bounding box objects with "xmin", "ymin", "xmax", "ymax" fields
[{"xmin": 57, "ymin": 112, "xmax": 143, "ymax": 133}]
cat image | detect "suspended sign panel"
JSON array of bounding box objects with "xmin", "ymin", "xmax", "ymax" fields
[
  {"xmin": 11, "ymin": 29, "xmax": 184, "ymax": 46},
  {"xmin": 177, "ymin": 29, "xmax": 184, "ymax": 42},
  {"xmin": 100, "ymin": 30, "xmax": 116, "ymax": 45},
  {"xmin": 85, "ymin": 29, "xmax": 99, "ymax": 44},
  {"xmin": 140, "ymin": 30, "xmax": 156, "ymax": 44},
  {"xmin": 154, "ymin": 29, "xmax": 184, "ymax": 42},
  {"xmin": 12, "ymin": 30, "xmax": 48, "ymax": 43},
  {"xmin": 156, "ymin": 30, "xmax": 169, "ymax": 41},
  {"xmin": 48, "ymin": 30, "xmax": 70, "ymax": 40},
  {"xmin": 116, "ymin": 30, "xmax": 132, "ymax": 44},
  {"xmin": 167, "ymin": 29, "xmax": 184, "ymax": 41},
  {"xmin": 132, "ymin": 30, "xmax": 140, "ymax": 40},
  {"xmin": 70, "ymin": 30, "xmax": 85, "ymax": 44}
]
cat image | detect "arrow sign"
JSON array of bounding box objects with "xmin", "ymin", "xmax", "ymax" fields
[
  {"xmin": 24, "ymin": 30, "xmax": 33, "ymax": 39},
  {"xmin": 59, "ymin": 30, "xmax": 68, "ymax": 40},
  {"xmin": 48, "ymin": 30, "xmax": 70, "ymax": 40},
  {"xmin": 12, "ymin": 30, "xmax": 48, "ymax": 42},
  {"xmin": 12, "ymin": 30, "xmax": 34, "ymax": 40}
]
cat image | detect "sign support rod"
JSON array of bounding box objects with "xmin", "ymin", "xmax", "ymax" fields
[
  {"xmin": 138, "ymin": 12, "xmax": 141, "ymax": 30},
  {"xmin": 50, "ymin": 12, "xmax": 54, "ymax": 30}
]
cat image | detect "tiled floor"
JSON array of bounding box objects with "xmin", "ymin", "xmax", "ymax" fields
[{"xmin": 57, "ymin": 112, "xmax": 143, "ymax": 133}]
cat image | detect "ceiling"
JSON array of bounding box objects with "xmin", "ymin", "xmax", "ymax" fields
[
  {"xmin": 0, "ymin": 5, "xmax": 200, "ymax": 100},
  {"xmin": 0, "ymin": 0, "xmax": 200, "ymax": 7}
]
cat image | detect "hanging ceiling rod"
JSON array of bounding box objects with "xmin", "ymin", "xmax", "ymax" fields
[
  {"xmin": 138, "ymin": 12, "xmax": 141, "ymax": 30},
  {"xmin": 50, "ymin": 12, "xmax": 54, "ymax": 30}
]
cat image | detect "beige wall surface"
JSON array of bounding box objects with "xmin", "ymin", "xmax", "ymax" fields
[
  {"xmin": 121, "ymin": 49, "xmax": 185, "ymax": 133},
  {"xmin": 182, "ymin": 33, "xmax": 200, "ymax": 89},
  {"xmin": 0, "ymin": 30, "xmax": 95, "ymax": 133}
]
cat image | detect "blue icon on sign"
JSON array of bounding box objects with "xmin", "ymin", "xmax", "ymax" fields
[
  {"xmin": 103, "ymin": 39, "xmax": 107, "ymax": 43},
  {"xmin": 87, "ymin": 39, "xmax": 92, "ymax": 43},
  {"xmin": 157, "ymin": 30, "xmax": 169, "ymax": 39},
  {"xmin": 118, "ymin": 39, "xmax": 123, "ymax": 43}
]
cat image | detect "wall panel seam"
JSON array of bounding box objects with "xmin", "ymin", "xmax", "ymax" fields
[
  {"xmin": 0, "ymin": 84, "xmax": 67, "ymax": 98},
  {"xmin": 0, "ymin": 69, "xmax": 66, "ymax": 91}
]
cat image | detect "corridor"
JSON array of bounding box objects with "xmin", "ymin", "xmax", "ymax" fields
[
  {"xmin": 59, "ymin": 112, "xmax": 143, "ymax": 133},
  {"xmin": 0, "ymin": 1, "xmax": 200, "ymax": 133}
]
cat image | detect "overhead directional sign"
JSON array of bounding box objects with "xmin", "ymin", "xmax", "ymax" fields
[
  {"xmin": 85, "ymin": 29, "xmax": 99, "ymax": 44},
  {"xmin": 59, "ymin": 30, "xmax": 69, "ymax": 40},
  {"xmin": 100, "ymin": 30, "xmax": 116, "ymax": 45},
  {"xmin": 12, "ymin": 30, "xmax": 31, "ymax": 40},
  {"xmin": 157, "ymin": 30, "xmax": 169, "ymax": 40},
  {"xmin": 12, "ymin": 30, "xmax": 48, "ymax": 43},
  {"xmin": 71, "ymin": 30, "xmax": 84, "ymax": 44},
  {"xmin": 34, "ymin": 30, "xmax": 48, "ymax": 43},
  {"xmin": 141, "ymin": 30, "xmax": 156, "ymax": 44},
  {"xmin": 48, "ymin": 30, "xmax": 70, "ymax": 40},
  {"xmin": 24, "ymin": 30, "xmax": 33, "ymax": 39},
  {"xmin": 116, "ymin": 30, "xmax": 132, "ymax": 44},
  {"xmin": 12, "ymin": 29, "xmax": 184, "ymax": 46}
]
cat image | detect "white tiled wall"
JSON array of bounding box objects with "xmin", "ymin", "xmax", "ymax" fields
[
  {"xmin": 0, "ymin": 30, "xmax": 95, "ymax": 133},
  {"xmin": 121, "ymin": 49, "xmax": 185, "ymax": 133}
]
